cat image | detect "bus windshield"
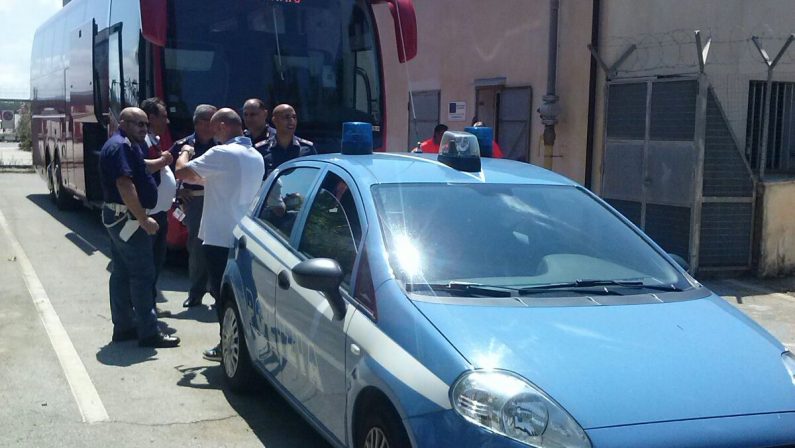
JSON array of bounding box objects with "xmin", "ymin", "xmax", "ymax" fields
[{"xmin": 165, "ymin": 0, "xmax": 383, "ymax": 152}]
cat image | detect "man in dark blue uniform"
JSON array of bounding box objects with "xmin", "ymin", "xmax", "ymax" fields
[
  {"xmin": 99, "ymin": 107, "xmax": 180, "ymax": 348},
  {"xmin": 169, "ymin": 104, "xmax": 218, "ymax": 308},
  {"xmin": 260, "ymin": 104, "xmax": 317, "ymax": 179},
  {"xmin": 242, "ymin": 98, "xmax": 276, "ymax": 160}
]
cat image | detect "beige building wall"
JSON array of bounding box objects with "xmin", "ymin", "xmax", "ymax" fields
[
  {"xmin": 593, "ymin": 0, "xmax": 795, "ymax": 192},
  {"xmin": 373, "ymin": 0, "xmax": 594, "ymax": 183},
  {"xmin": 758, "ymin": 180, "xmax": 795, "ymax": 276}
]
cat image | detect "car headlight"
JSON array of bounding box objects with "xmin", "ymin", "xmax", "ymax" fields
[
  {"xmin": 784, "ymin": 352, "xmax": 795, "ymax": 385},
  {"xmin": 451, "ymin": 370, "xmax": 590, "ymax": 448}
]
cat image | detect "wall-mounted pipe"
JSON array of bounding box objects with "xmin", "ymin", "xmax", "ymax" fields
[
  {"xmin": 584, "ymin": 0, "xmax": 600, "ymax": 189},
  {"xmin": 537, "ymin": 0, "xmax": 560, "ymax": 169}
]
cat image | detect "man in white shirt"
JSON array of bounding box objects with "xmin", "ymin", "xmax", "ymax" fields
[
  {"xmin": 141, "ymin": 97, "xmax": 177, "ymax": 317},
  {"xmin": 174, "ymin": 108, "xmax": 264, "ymax": 362}
]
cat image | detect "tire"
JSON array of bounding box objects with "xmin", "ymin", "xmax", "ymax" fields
[
  {"xmin": 49, "ymin": 156, "xmax": 78, "ymax": 210},
  {"xmin": 221, "ymin": 299, "xmax": 256, "ymax": 392},
  {"xmin": 356, "ymin": 402, "xmax": 411, "ymax": 448}
]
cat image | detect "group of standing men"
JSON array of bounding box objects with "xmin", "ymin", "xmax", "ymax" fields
[{"xmin": 99, "ymin": 98, "xmax": 316, "ymax": 360}]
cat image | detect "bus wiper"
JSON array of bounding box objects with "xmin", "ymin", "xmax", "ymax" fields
[
  {"xmin": 406, "ymin": 281, "xmax": 515, "ymax": 298},
  {"xmin": 519, "ymin": 279, "xmax": 682, "ymax": 295}
]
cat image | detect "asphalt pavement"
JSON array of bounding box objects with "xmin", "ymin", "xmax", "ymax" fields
[
  {"xmin": 0, "ymin": 172, "xmax": 331, "ymax": 447},
  {"xmin": 0, "ymin": 170, "xmax": 793, "ymax": 447}
]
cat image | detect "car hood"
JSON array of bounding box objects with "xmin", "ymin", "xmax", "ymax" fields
[{"xmin": 414, "ymin": 293, "xmax": 795, "ymax": 429}]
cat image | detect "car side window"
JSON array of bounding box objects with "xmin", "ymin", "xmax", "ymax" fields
[
  {"xmin": 258, "ymin": 167, "xmax": 319, "ymax": 240},
  {"xmin": 299, "ymin": 173, "xmax": 362, "ymax": 290}
]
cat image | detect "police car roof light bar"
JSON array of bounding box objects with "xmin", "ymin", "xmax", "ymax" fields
[
  {"xmin": 341, "ymin": 122, "xmax": 374, "ymax": 155},
  {"xmin": 438, "ymin": 131, "xmax": 481, "ymax": 172}
]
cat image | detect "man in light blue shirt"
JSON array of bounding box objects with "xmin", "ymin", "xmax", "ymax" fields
[{"xmin": 175, "ymin": 108, "xmax": 265, "ymax": 361}]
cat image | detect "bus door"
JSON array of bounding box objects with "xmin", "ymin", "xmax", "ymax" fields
[{"xmin": 68, "ymin": 20, "xmax": 96, "ymax": 197}]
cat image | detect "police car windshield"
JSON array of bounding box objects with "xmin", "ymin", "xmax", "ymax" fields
[
  {"xmin": 165, "ymin": 0, "xmax": 383, "ymax": 151},
  {"xmin": 372, "ymin": 183, "xmax": 691, "ymax": 295}
]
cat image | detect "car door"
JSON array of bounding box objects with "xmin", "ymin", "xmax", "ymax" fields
[
  {"xmin": 273, "ymin": 168, "xmax": 365, "ymax": 443},
  {"xmin": 239, "ymin": 166, "xmax": 321, "ymax": 375}
]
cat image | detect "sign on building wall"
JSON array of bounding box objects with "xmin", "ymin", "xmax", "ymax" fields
[{"xmin": 448, "ymin": 101, "xmax": 466, "ymax": 121}]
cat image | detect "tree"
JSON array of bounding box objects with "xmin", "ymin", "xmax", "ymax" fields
[{"xmin": 17, "ymin": 104, "xmax": 31, "ymax": 151}]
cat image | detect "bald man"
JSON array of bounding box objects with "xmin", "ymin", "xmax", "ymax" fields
[
  {"xmin": 175, "ymin": 108, "xmax": 264, "ymax": 362},
  {"xmin": 99, "ymin": 107, "xmax": 180, "ymax": 348},
  {"xmin": 259, "ymin": 104, "xmax": 316, "ymax": 179}
]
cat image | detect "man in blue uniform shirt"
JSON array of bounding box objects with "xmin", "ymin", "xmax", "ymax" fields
[
  {"xmin": 169, "ymin": 104, "xmax": 217, "ymax": 308},
  {"xmin": 99, "ymin": 107, "xmax": 180, "ymax": 348},
  {"xmin": 260, "ymin": 104, "xmax": 317, "ymax": 179}
]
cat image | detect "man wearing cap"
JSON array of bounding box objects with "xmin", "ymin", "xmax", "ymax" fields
[
  {"xmin": 99, "ymin": 107, "xmax": 180, "ymax": 348},
  {"xmin": 260, "ymin": 104, "xmax": 317, "ymax": 179}
]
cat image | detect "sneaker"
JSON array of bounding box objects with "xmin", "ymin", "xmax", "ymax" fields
[
  {"xmin": 139, "ymin": 332, "xmax": 181, "ymax": 348},
  {"xmin": 111, "ymin": 328, "xmax": 137, "ymax": 343},
  {"xmin": 202, "ymin": 344, "xmax": 222, "ymax": 362}
]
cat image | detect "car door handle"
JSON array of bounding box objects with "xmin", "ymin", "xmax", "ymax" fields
[{"xmin": 277, "ymin": 270, "xmax": 291, "ymax": 290}]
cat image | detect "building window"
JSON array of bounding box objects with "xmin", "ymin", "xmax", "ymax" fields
[{"xmin": 746, "ymin": 80, "xmax": 795, "ymax": 173}]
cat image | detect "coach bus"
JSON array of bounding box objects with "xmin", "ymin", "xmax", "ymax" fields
[{"xmin": 31, "ymin": 0, "xmax": 416, "ymax": 209}]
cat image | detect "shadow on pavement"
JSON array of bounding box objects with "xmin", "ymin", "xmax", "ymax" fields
[
  {"xmin": 223, "ymin": 385, "xmax": 333, "ymax": 448},
  {"xmin": 95, "ymin": 343, "xmax": 158, "ymax": 367},
  {"xmin": 174, "ymin": 363, "xmax": 332, "ymax": 447},
  {"xmin": 26, "ymin": 193, "xmax": 190, "ymax": 292}
]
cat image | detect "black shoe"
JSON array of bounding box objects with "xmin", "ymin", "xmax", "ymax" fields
[
  {"xmin": 155, "ymin": 306, "xmax": 172, "ymax": 317},
  {"xmin": 182, "ymin": 297, "xmax": 202, "ymax": 308},
  {"xmin": 202, "ymin": 344, "xmax": 222, "ymax": 362},
  {"xmin": 139, "ymin": 332, "xmax": 181, "ymax": 348},
  {"xmin": 111, "ymin": 328, "xmax": 137, "ymax": 343}
]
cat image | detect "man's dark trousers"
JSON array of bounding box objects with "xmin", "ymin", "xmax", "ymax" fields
[
  {"xmin": 203, "ymin": 244, "xmax": 229, "ymax": 332},
  {"xmin": 185, "ymin": 196, "xmax": 208, "ymax": 302},
  {"xmin": 150, "ymin": 210, "xmax": 169, "ymax": 306},
  {"xmin": 104, "ymin": 208, "xmax": 158, "ymax": 339}
]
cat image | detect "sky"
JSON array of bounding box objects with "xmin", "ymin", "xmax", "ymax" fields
[{"xmin": 0, "ymin": 0, "xmax": 62, "ymax": 99}]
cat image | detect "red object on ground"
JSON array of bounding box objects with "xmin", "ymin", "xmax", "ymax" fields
[{"xmin": 166, "ymin": 204, "xmax": 188, "ymax": 250}]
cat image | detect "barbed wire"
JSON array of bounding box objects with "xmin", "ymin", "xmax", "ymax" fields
[{"xmin": 602, "ymin": 28, "xmax": 795, "ymax": 76}]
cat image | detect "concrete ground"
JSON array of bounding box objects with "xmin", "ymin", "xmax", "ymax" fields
[{"xmin": 0, "ymin": 141, "xmax": 32, "ymax": 167}]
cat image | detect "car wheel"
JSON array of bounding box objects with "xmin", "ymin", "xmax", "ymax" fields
[
  {"xmin": 357, "ymin": 403, "xmax": 411, "ymax": 448},
  {"xmin": 221, "ymin": 299, "xmax": 256, "ymax": 392}
]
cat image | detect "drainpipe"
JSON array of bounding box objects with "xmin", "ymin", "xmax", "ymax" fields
[
  {"xmin": 584, "ymin": 0, "xmax": 600, "ymax": 189},
  {"xmin": 538, "ymin": 0, "xmax": 560, "ymax": 170}
]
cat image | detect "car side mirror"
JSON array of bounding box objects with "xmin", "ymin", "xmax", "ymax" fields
[
  {"xmin": 292, "ymin": 258, "xmax": 347, "ymax": 320},
  {"xmin": 668, "ymin": 253, "xmax": 690, "ymax": 272}
]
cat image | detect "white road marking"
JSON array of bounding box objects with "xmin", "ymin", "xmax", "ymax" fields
[
  {"xmin": 0, "ymin": 209, "xmax": 109, "ymax": 423},
  {"xmin": 722, "ymin": 278, "xmax": 795, "ymax": 302}
]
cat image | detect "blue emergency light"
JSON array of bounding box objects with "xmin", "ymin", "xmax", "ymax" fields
[
  {"xmin": 438, "ymin": 131, "xmax": 481, "ymax": 172},
  {"xmin": 341, "ymin": 122, "xmax": 373, "ymax": 155},
  {"xmin": 464, "ymin": 126, "xmax": 493, "ymax": 158}
]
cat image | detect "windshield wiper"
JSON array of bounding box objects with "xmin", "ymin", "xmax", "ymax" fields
[
  {"xmin": 518, "ymin": 279, "xmax": 682, "ymax": 295},
  {"xmin": 406, "ymin": 281, "xmax": 515, "ymax": 298}
]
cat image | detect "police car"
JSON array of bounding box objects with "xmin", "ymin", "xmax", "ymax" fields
[{"xmin": 219, "ymin": 124, "xmax": 795, "ymax": 448}]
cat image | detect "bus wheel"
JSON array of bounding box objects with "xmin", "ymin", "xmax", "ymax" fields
[{"xmin": 49, "ymin": 157, "xmax": 78, "ymax": 210}]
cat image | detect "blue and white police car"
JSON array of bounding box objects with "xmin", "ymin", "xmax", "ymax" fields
[{"xmin": 219, "ymin": 123, "xmax": 795, "ymax": 448}]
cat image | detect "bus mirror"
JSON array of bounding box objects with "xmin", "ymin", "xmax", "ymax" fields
[
  {"xmin": 140, "ymin": 0, "xmax": 167, "ymax": 46},
  {"xmin": 372, "ymin": 0, "xmax": 417, "ymax": 63}
]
